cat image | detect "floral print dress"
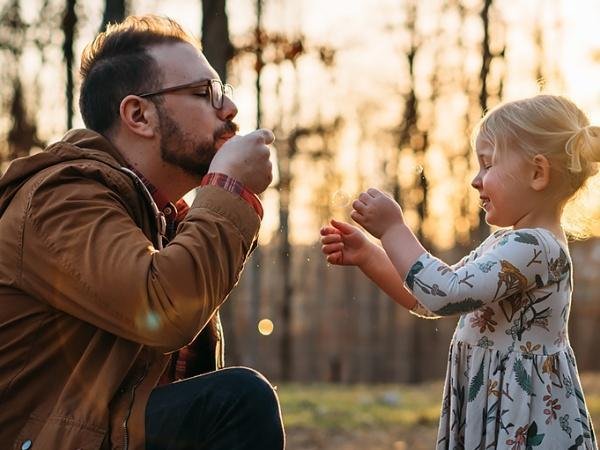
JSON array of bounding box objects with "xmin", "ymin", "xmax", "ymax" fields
[{"xmin": 406, "ymin": 228, "xmax": 597, "ymax": 450}]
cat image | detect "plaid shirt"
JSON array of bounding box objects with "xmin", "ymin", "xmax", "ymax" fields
[{"xmin": 131, "ymin": 169, "xmax": 262, "ymax": 383}]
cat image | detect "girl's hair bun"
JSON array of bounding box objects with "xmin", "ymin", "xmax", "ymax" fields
[{"xmin": 566, "ymin": 125, "xmax": 600, "ymax": 172}]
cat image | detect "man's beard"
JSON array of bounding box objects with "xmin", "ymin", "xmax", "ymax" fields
[{"xmin": 157, "ymin": 104, "xmax": 238, "ymax": 178}]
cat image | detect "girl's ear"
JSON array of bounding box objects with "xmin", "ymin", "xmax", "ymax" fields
[{"xmin": 530, "ymin": 154, "xmax": 551, "ymax": 191}]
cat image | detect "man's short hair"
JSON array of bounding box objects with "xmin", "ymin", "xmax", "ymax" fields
[{"xmin": 79, "ymin": 15, "xmax": 201, "ymax": 135}]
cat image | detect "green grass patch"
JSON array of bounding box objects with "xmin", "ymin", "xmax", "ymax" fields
[
  {"xmin": 277, "ymin": 382, "xmax": 443, "ymax": 430},
  {"xmin": 278, "ymin": 373, "xmax": 600, "ymax": 431},
  {"xmin": 581, "ymin": 373, "xmax": 600, "ymax": 422}
]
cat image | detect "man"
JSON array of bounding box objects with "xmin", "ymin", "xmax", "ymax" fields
[{"xmin": 0, "ymin": 15, "xmax": 285, "ymax": 450}]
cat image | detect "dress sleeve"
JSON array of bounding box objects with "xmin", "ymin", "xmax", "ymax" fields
[
  {"xmin": 409, "ymin": 238, "xmax": 487, "ymax": 319},
  {"xmin": 404, "ymin": 230, "xmax": 562, "ymax": 317}
]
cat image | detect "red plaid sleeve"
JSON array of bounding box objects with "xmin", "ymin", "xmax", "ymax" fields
[{"xmin": 200, "ymin": 172, "xmax": 263, "ymax": 219}]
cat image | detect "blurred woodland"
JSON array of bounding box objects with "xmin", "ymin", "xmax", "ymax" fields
[{"xmin": 1, "ymin": 0, "xmax": 599, "ymax": 383}]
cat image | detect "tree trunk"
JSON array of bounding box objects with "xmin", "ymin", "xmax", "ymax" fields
[
  {"xmin": 200, "ymin": 0, "xmax": 251, "ymax": 366},
  {"xmin": 277, "ymin": 136, "xmax": 293, "ymax": 381},
  {"xmin": 7, "ymin": 79, "xmax": 43, "ymax": 160},
  {"xmin": 100, "ymin": 0, "xmax": 126, "ymax": 31},
  {"xmin": 62, "ymin": 0, "xmax": 77, "ymax": 130},
  {"xmin": 475, "ymin": 0, "xmax": 494, "ymax": 242},
  {"xmin": 201, "ymin": 0, "xmax": 234, "ymax": 82}
]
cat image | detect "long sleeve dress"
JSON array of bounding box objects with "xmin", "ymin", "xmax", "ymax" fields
[{"xmin": 406, "ymin": 227, "xmax": 597, "ymax": 450}]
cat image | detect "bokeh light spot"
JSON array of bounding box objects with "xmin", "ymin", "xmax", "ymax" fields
[{"xmin": 258, "ymin": 318, "xmax": 274, "ymax": 336}]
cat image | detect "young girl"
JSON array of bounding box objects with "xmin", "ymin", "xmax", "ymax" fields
[{"xmin": 321, "ymin": 95, "xmax": 599, "ymax": 449}]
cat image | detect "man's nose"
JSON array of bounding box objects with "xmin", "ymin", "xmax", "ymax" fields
[{"xmin": 218, "ymin": 96, "xmax": 238, "ymax": 122}]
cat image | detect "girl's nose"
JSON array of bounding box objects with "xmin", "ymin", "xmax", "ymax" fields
[{"xmin": 471, "ymin": 174, "xmax": 482, "ymax": 190}]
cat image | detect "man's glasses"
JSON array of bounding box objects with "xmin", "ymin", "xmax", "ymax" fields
[{"xmin": 136, "ymin": 79, "xmax": 233, "ymax": 110}]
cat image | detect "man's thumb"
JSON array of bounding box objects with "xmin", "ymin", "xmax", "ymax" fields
[{"xmin": 255, "ymin": 128, "xmax": 275, "ymax": 145}]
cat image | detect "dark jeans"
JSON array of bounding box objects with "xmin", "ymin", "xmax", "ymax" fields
[{"xmin": 145, "ymin": 367, "xmax": 285, "ymax": 450}]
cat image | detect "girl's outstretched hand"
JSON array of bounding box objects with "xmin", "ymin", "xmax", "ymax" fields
[
  {"xmin": 350, "ymin": 188, "xmax": 404, "ymax": 239},
  {"xmin": 320, "ymin": 219, "xmax": 371, "ymax": 266}
]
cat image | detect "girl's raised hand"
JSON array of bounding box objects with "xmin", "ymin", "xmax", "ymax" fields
[
  {"xmin": 350, "ymin": 188, "xmax": 404, "ymax": 239},
  {"xmin": 320, "ymin": 219, "xmax": 371, "ymax": 266}
]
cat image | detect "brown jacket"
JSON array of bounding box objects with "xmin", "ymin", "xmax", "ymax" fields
[{"xmin": 0, "ymin": 130, "xmax": 260, "ymax": 449}]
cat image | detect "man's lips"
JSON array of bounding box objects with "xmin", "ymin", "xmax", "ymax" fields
[{"xmin": 215, "ymin": 133, "xmax": 236, "ymax": 149}]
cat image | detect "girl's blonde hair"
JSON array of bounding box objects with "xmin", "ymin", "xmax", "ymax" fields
[{"xmin": 472, "ymin": 95, "xmax": 600, "ymax": 237}]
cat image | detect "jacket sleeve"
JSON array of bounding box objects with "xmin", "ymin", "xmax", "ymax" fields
[
  {"xmin": 404, "ymin": 230, "xmax": 558, "ymax": 317},
  {"xmin": 20, "ymin": 168, "xmax": 260, "ymax": 352}
]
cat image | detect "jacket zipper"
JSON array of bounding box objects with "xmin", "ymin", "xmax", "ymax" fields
[
  {"xmin": 117, "ymin": 169, "xmax": 161, "ymax": 450},
  {"xmin": 122, "ymin": 362, "xmax": 149, "ymax": 450},
  {"xmin": 119, "ymin": 167, "xmax": 165, "ymax": 250}
]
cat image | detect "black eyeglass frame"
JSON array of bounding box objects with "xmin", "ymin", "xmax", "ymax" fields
[{"xmin": 135, "ymin": 79, "xmax": 233, "ymax": 110}]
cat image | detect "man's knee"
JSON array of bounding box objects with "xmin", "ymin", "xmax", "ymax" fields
[{"xmin": 218, "ymin": 367, "xmax": 280, "ymax": 413}]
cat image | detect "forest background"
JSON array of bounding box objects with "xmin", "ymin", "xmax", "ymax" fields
[{"xmin": 1, "ymin": 0, "xmax": 600, "ymax": 448}]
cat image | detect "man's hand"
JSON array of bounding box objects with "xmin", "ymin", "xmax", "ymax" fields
[
  {"xmin": 209, "ymin": 129, "xmax": 275, "ymax": 194},
  {"xmin": 350, "ymin": 188, "xmax": 405, "ymax": 239}
]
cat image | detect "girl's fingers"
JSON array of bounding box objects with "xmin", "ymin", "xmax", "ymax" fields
[
  {"xmin": 352, "ymin": 199, "xmax": 365, "ymax": 212},
  {"xmin": 326, "ymin": 251, "xmax": 343, "ymax": 265},
  {"xmin": 321, "ymin": 242, "xmax": 343, "ymax": 254},
  {"xmin": 321, "ymin": 234, "xmax": 342, "ymax": 245},
  {"xmin": 320, "ymin": 226, "xmax": 335, "ymax": 235},
  {"xmin": 330, "ymin": 219, "xmax": 354, "ymax": 234},
  {"xmin": 350, "ymin": 209, "xmax": 364, "ymax": 224},
  {"xmin": 358, "ymin": 192, "xmax": 372, "ymax": 203}
]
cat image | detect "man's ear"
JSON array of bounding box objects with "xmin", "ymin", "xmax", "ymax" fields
[
  {"xmin": 530, "ymin": 154, "xmax": 551, "ymax": 191},
  {"xmin": 119, "ymin": 95, "xmax": 157, "ymax": 138}
]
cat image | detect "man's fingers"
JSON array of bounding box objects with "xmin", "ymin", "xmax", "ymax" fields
[{"xmin": 254, "ymin": 128, "xmax": 275, "ymax": 145}]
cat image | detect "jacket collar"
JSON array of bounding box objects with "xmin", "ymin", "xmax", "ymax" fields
[
  {"xmin": 63, "ymin": 129, "xmax": 179, "ymax": 220},
  {"xmin": 61, "ymin": 129, "xmax": 129, "ymax": 167}
]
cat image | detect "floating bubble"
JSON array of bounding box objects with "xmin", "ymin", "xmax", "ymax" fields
[
  {"xmin": 331, "ymin": 190, "xmax": 350, "ymax": 208},
  {"xmin": 415, "ymin": 164, "xmax": 424, "ymax": 174},
  {"xmin": 258, "ymin": 318, "xmax": 274, "ymax": 336}
]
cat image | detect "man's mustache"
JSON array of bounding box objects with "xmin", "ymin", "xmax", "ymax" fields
[{"xmin": 214, "ymin": 121, "xmax": 239, "ymax": 141}]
